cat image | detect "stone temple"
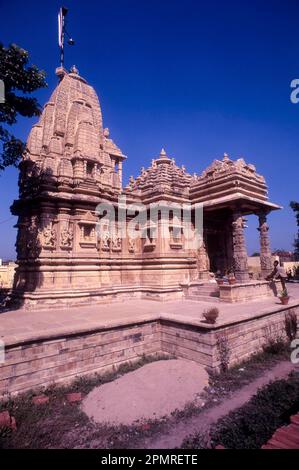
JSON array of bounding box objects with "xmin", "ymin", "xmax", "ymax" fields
[
  {"xmin": 2, "ymin": 67, "xmax": 299, "ymax": 396},
  {"xmin": 11, "ymin": 66, "xmax": 281, "ymax": 308}
]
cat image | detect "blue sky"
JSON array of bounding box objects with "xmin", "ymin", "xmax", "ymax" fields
[{"xmin": 0, "ymin": 0, "xmax": 298, "ymax": 260}]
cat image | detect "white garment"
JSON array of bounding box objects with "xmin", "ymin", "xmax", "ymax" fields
[{"xmin": 274, "ymin": 266, "xmax": 287, "ymax": 278}]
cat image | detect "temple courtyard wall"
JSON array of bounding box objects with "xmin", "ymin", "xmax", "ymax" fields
[{"xmin": 1, "ymin": 285, "xmax": 299, "ymax": 397}]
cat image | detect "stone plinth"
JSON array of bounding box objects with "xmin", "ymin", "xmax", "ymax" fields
[
  {"xmin": 219, "ymin": 280, "xmax": 279, "ymax": 303},
  {"xmin": 1, "ymin": 289, "xmax": 299, "ymax": 395},
  {"xmin": 181, "ymin": 281, "xmax": 219, "ymax": 302},
  {"xmin": 1, "ymin": 301, "xmax": 299, "ymax": 396}
]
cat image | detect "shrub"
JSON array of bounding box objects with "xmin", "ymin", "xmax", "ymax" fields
[
  {"xmin": 279, "ymin": 288, "xmax": 289, "ymax": 298},
  {"xmin": 285, "ymin": 310, "xmax": 298, "ymax": 342},
  {"xmin": 202, "ymin": 307, "xmax": 219, "ymax": 324},
  {"xmin": 216, "ymin": 333, "xmax": 231, "ymax": 372},
  {"xmin": 210, "ymin": 375, "xmax": 299, "ymax": 449},
  {"xmin": 182, "ymin": 431, "xmax": 210, "ymax": 449},
  {"xmin": 183, "ymin": 374, "xmax": 299, "ymax": 449},
  {"xmin": 262, "ymin": 324, "xmax": 287, "ymax": 355}
]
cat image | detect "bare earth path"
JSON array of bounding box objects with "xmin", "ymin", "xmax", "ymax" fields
[
  {"xmin": 82, "ymin": 359, "xmax": 209, "ymax": 426},
  {"xmin": 140, "ymin": 360, "xmax": 295, "ymax": 449}
]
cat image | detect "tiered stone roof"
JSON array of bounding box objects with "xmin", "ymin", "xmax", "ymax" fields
[
  {"xmin": 194, "ymin": 153, "xmax": 265, "ymax": 185},
  {"xmin": 189, "ymin": 153, "xmax": 270, "ymax": 205},
  {"xmin": 125, "ymin": 149, "xmax": 193, "ymax": 201}
]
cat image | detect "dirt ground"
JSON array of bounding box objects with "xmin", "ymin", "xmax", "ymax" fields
[
  {"xmin": 82, "ymin": 359, "xmax": 209, "ymax": 425},
  {"xmin": 1, "ymin": 352, "xmax": 296, "ymax": 449},
  {"xmin": 142, "ymin": 359, "xmax": 295, "ymax": 448}
]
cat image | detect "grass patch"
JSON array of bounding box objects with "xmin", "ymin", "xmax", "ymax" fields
[
  {"xmin": 0, "ymin": 345, "xmax": 293, "ymax": 449},
  {"xmin": 182, "ymin": 372, "xmax": 299, "ymax": 449},
  {"xmin": 205, "ymin": 347, "xmax": 290, "ymax": 401},
  {"xmin": 0, "ymin": 353, "xmax": 172, "ymax": 449}
]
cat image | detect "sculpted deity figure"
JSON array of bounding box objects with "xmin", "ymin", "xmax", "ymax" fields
[
  {"xmin": 60, "ymin": 226, "xmax": 73, "ymax": 248},
  {"xmin": 128, "ymin": 238, "xmax": 135, "ymax": 252},
  {"xmin": 196, "ymin": 237, "xmax": 210, "ymax": 277},
  {"xmin": 102, "ymin": 231, "xmax": 110, "ymax": 249},
  {"xmin": 112, "ymin": 235, "xmax": 121, "ymax": 250},
  {"xmin": 26, "ymin": 217, "xmax": 41, "ymax": 258},
  {"xmin": 42, "ymin": 225, "xmax": 56, "ymax": 248}
]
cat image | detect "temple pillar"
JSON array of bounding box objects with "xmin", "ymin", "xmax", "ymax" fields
[
  {"xmin": 257, "ymin": 211, "xmax": 272, "ymax": 278},
  {"xmin": 196, "ymin": 230, "xmax": 210, "ymax": 280},
  {"xmin": 232, "ymin": 212, "xmax": 249, "ymax": 283},
  {"xmin": 118, "ymin": 160, "xmax": 123, "ymax": 188}
]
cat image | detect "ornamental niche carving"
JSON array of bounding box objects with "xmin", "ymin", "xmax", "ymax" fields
[
  {"xmin": 41, "ymin": 224, "xmax": 57, "ymax": 249},
  {"xmin": 60, "ymin": 226, "xmax": 73, "ymax": 249}
]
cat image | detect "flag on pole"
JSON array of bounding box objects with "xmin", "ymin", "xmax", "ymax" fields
[
  {"xmin": 58, "ymin": 8, "xmax": 63, "ymax": 48},
  {"xmin": 58, "ymin": 7, "xmax": 68, "ymax": 48}
]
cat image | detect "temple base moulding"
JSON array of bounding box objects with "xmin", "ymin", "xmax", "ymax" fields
[{"xmin": 219, "ymin": 280, "xmax": 281, "ymax": 303}]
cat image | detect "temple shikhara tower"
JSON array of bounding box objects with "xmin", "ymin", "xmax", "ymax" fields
[{"xmin": 11, "ymin": 66, "xmax": 280, "ymax": 308}]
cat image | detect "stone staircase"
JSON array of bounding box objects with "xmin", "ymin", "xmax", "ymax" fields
[{"xmin": 183, "ymin": 282, "xmax": 220, "ymax": 302}]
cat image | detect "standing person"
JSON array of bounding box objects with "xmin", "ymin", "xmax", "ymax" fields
[{"xmin": 266, "ymin": 260, "xmax": 288, "ymax": 290}]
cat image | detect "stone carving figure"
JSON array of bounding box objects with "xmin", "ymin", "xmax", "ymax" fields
[
  {"xmin": 102, "ymin": 232, "xmax": 110, "ymax": 250},
  {"xmin": 128, "ymin": 238, "xmax": 135, "ymax": 252},
  {"xmin": 26, "ymin": 218, "xmax": 41, "ymax": 258},
  {"xmin": 42, "ymin": 225, "xmax": 56, "ymax": 248},
  {"xmin": 196, "ymin": 237, "xmax": 210, "ymax": 277},
  {"xmin": 61, "ymin": 226, "xmax": 73, "ymax": 248},
  {"xmin": 112, "ymin": 235, "xmax": 121, "ymax": 250}
]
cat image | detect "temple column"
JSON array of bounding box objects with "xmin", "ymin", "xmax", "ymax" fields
[
  {"xmin": 196, "ymin": 230, "xmax": 210, "ymax": 280},
  {"xmin": 232, "ymin": 212, "xmax": 249, "ymax": 283},
  {"xmin": 118, "ymin": 160, "xmax": 123, "ymax": 188},
  {"xmin": 257, "ymin": 211, "xmax": 272, "ymax": 278}
]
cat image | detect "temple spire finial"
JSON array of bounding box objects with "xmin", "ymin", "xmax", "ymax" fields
[{"xmin": 159, "ymin": 148, "xmax": 170, "ymax": 159}]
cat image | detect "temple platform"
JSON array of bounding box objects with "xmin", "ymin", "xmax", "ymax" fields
[
  {"xmin": 181, "ymin": 279, "xmax": 280, "ymax": 303},
  {"xmin": 1, "ymin": 284, "xmax": 299, "ymax": 396}
]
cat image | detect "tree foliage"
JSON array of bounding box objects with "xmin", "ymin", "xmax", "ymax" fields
[
  {"xmin": 0, "ymin": 43, "xmax": 47, "ymax": 171},
  {"xmin": 290, "ymin": 201, "xmax": 299, "ymax": 260}
]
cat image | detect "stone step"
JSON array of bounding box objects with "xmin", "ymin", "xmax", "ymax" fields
[
  {"xmin": 190, "ymin": 286, "xmax": 218, "ymax": 291},
  {"xmin": 188, "ymin": 285, "xmax": 219, "ymax": 297},
  {"xmin": 185, "ymin": 295, "xmax": 221, "ymax": 303},
  {"xmin": 190, "ymin": 290, "xmax": 219, "ymax": 296}
]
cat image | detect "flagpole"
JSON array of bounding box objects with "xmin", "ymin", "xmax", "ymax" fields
[
  {"xmin": 58, "ymin": 6, "xmax": 75, "ymax": 70},
  {"xmin": 58, "ymin": 6, "xmax": 68, "ymax": 68}
]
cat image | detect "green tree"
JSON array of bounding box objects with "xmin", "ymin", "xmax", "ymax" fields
[
  {"xmin": 290, "ymin": 201, "xmax": 299, "ymax": 260},
  {"xmin": 251, "ymin": 251, "xmax": 260, "ymax": 257},
  {"xmin": 0, "ymin": 43, "xmax": 47, "ymax": 171}
]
